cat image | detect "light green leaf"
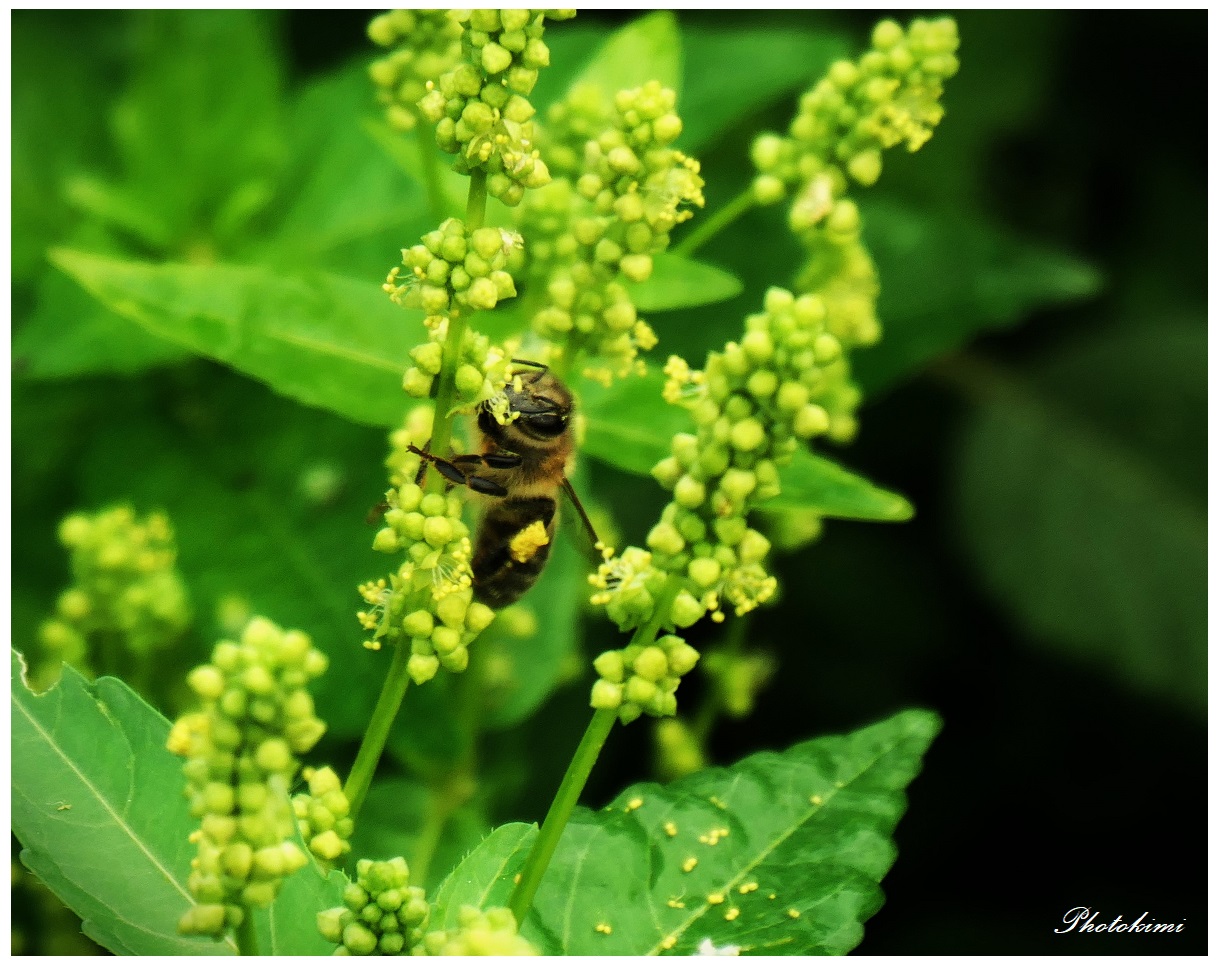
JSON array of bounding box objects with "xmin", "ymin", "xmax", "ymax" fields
[
  {"xmin": 627, "ymin": 252, "xmax": 743, "ymax": 313},
  {"xmin": 770, "ymin": 449, "xmax": 913, "ymax": 522},
  {"xmin": 257, "ymin": 862, "xmax": 348, "ymax": 955},
  {"xmin": 857, "ymin": 198, "xmax": 1104, "ymax": 393},
  {"xmin": 567, "ymin": 11, "xmax": 682, "ymax": 101},
  {"xmin": 579, "ymin": 371, "xmax": 912, "ymax": 521},
  {"xmin": 679, "ymin": 20, "xmax": 848, "ymax": 151},
  {"xmin": 954, "ymin": 330, "xmax": 1205, "ymax": 716},
  {"xmin": 363, "ymin": 117, "xmax": 468, "ymax": 222},
  {"xmin": 431, "ymin": 823, "xmax": 538, "ymax": 928},
  {"xmin": 51, "ymin": 249, "xmax": 419, "ymax": 428},
  {"xmin": 10, "ymin": 649, "xmax": 238, "ymax": 956},
  {"xmin": 523, "ymin": 709, "xmax": 940, "ymax": 955}
]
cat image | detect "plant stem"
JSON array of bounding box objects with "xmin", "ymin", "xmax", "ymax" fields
[
  {"xmin": 673, "ymin": 185, "xmax": 757, "ymax": 258},
  {"xmin": 466, "ymin": 168, "xmax": 488, "ymax": 230},
  {"xmin": 507, "ymin": 576, "xmax": 684, "ymax": 923},
  {"xmin": 236, "ymin": 909, "xmax": 259, "ymax": 956},
  {"xmin": 507, "ymin": 706, "xmax": 617, "ymax": 924},
  {"xmin": 413, "ymin": 109, "xmax": 447, "ymax": 224},
  {"xmin": 343, "ymin": 640, "xmax": 412, "ymax": 824}
]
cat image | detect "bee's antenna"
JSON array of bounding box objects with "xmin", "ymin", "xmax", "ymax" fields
[{"xmin": 510, "ymin": 358, "xmax": 548, "ymax": 384}]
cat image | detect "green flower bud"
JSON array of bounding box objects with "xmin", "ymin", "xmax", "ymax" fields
[
  {"xmin": 670, "ymin": 591, "xmax": 706, "ymax": 628},
  {"xmin": 590, "ymin": 679, "xmax": 623, "ymax": 710}
]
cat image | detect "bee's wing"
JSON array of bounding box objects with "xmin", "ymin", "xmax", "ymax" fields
[{"xmin": 560, "ymin": 477, "xmax": 604, "ymax": 565}]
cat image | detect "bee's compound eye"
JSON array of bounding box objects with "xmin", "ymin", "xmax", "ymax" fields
[{"xmin": 524, "ymin": 411, "xmax": 566, "ymax": 436}]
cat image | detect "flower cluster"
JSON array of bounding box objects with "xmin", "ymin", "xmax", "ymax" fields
[
  {"xmin": 291, "ymin": 766, "xmax": 353, "ymax": 871},
  {"xmin": 702, "ymin": 648, "xmax": 777, "ymax": 719},
  {"xmin": 318, "ymin": 857, "xmax": 430, "ymax": 956},
  {"xmin": 587, "ymin": 288, "xmax": 850, "ymax": 715},
  {"xmin": 386, "ymin": 218, "xmax": 521, "ymax": 407},
  {"xmin": 522, "ymin": 80, "xmax": 705, "ymax": 382},
  {"xmin": 589, "ymin": 633, "xmax": 700, "ymax": 725},
  {"xmin": 417, "ymin": 9, "xmax": 575, "ymax": 205},
  {"xmin": 359, "ymin": 407, "xmax": 497, "ymax": 685},
  {"xmin": 34, "ymin": 505, "xmax": 190, "ymax": 689},
  {"xmin": 368, "ymin": 9, "xmax": 463, "ymax": 133},
  {"xmin": 168, "ymin": 617, "xmax": 328, "ymax": 937},
  {"xmin": 418, "ymin": 906, "xmax": 538, "ymax": 956},
  {"xmin": 751, "ymin": 18, "xmax": 960, "ymax": 206}
]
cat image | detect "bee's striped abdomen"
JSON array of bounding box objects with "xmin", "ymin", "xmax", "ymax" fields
[{"xmin": 472, "ymin": 496, "xmax": 557, "ymax": 609}]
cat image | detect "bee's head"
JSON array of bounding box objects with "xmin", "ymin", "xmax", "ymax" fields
[{"xmin": 480, "ymin": 363, "xmax": 573, "ymax": 446}]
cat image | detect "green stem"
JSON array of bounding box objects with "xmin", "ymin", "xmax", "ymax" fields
[
  {"xmin": 466, "ymin": 168, "xmax": 488, "ymax": 230},
  {"xmin": 236, "ymin": 909, "xmax": 259, "ymax": 956},
  {"xmin": 413, "ymin": 109, "xmax": 447, "ymax": 224},
  {"xmin": 343, "ymin": 640, "xmax": 412, "ymax": 824},
  {"xmin": 673, "ymin": 185, "xmax": 757, "ymax": 258},
  {"xmin": 507, "ymin": 576, "xmax": 684, "ymax": 923},
  {"xmin": 507, "ymin": 707, "xmax": 617, "ymax": 924}
]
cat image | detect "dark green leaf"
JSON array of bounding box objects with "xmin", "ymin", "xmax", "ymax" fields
[
  {"xmin": 431, "ymin": 823, "xmax": 538, "ymax": 928},
  {"xmin": 954, "ymin": 331, "xmax": 1205, "ymax": 716},
  {"xmin": 857, "ymin": 198, "xmax": 1103, "ymax": 393},
  {"xmin": 74, "ymin": 379, "xmax": 391, "ymax": 738},
  {"xmin": 679, "ymin": 19, "xmax": 848, "ymax": 152},
  {"xmin": 52, "ymin": 249, "xmax": 419, "ymax": 428},
  {"xmin": 523, "ymin": 709, "xmax": 940, "ymax": 954},
  {"xmin": 11, "ymin": 11, "xmax": 120, "ymax": 284},
  {"xmin": 627, "ymin": 252, "xmax": 743, "ymax": 313},
  {"xmin": 10, "ymin": 649, "xmax": 237, "ymax": 956},
  {"xmin": 113, "ymin": 11, "xmax": 284, "ymax": 243},
  {"xmin": 14, "ymin": 267, "xmax": 189, "ymax": 380}
]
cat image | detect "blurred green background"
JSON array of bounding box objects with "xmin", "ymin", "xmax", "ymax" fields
[{"xmin": 11, "ymin": 9, "xmax": 1204, "ymax": 956}]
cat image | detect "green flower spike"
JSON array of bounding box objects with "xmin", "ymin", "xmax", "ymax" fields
[
  {"xmin": 34, "ymin": 504, "xmax": 190, "ymax": 691},
  {"xmin": 318, "ymin": 857, "xmax": 430, "ymax": 955},
  {"xmin": 168, "ymin": 617, "xmax": 329, "ymax": 937},
  {"xmin": 419, "ymin": 906, "xmax": 539, "ymax": 956},
  {"xmin": 291, "ymin": 766, "xmax": 354, "ymax": 871},
  {"xmin": 417, "ymin": 9, "xmax": 576, "ymax": 206},
  {"xmin": 359, "ymin": 406, "xmax": 497, "ymax": 685},
  {"xmin": 522, "ymin": 80, "xmax": 705, "ymax": 383},
  {"xmin": 368, "ymin": 9, "xmax": 463, "ymax": 133}
]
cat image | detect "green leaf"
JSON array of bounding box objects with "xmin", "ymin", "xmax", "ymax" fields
[
  {"xmin": 431, "ymin": 823, "xmax": 538, "ymax": 928},
  {"xmin": 350, "ymin": 779, "xmax": 491, "ymax": 895},
  {"xmin": 257, "ymin": 862, "xmax": 348, "ymax": 955},
  {"xmin": 51, "ymin": 249, "xmax": 419, "ymax": 428},
  {"xmin": 523, "ymin": 709, "xmax": 940, "ymax": 954},
  {"xmin": 113, "ymin": 10, "xmax": 284, "ymax": 243},
  {"xmin": 857, "ymin": 198, "xmax": 1104, "ymax": 393},
  {"xmin": 580, "ymin": 371, "xmax": 912, "ymax": 521},
  {"xmin": 679, "ymin": 19, "xmax": 848, "ymax": 152},
  {"xmin": 566, "ymin": 11, "xmax": 683, "ymax": 101},
  {"xmin": 10, "ymin": 649, "xmax": 238, "ymax": 956},
  {"xmin": 627, "ymin": 252, "xmax": 743, "ymax": 313},
  {"xmin": 261, "ymin": 61, "xmax": 441, "ymax": 276},
  {"xmin": 770, "ymin": 449, "xmax": 914, "ymax": 522},
  {"xmin": 954, "ymin": 330, "xmax": 1205, "ymax": 716},
  {"xmin": 74, "ymin": 378, "xmax": 391, "ymax": 739},
  {"xmin": 11, "ymin": 11, "xmax": 119, "ymax": 284},
  {"xmin": 14, "ymin": 266, "xmax": 189, "ymax": 380},
  {"xmin": 363, "ymin": 117, "xmax": 468, "ymax": 222}
]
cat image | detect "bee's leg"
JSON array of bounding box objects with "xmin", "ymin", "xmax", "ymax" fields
[
  {"xmin": 452, "ymin": 453, "xmax": 522, "ymax": 470},
  {"xmin": 410, "ymin": 446, "xmax": 510, "ymax": 497},
  {"xmin": 411, "ymin": 440, "xmax": 433, "ymax": 487}
]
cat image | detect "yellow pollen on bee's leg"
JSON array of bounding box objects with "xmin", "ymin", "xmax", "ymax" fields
[{"xmin": 509, "ymin": 520, "xmax": 550, "ymax": 563}]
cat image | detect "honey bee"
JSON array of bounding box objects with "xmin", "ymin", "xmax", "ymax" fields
[{"xmin": 409, "ymin": 361, "xmax": 599, "ymax": 608}]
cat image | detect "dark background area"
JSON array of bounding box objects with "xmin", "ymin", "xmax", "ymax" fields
[{"xmin": 12, "ymin": 9, "xmax": 1205, "ymax": 956}]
